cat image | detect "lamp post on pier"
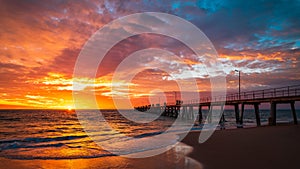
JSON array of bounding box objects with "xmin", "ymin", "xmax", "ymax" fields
[{"xmin": 235, "ymin": 70, "xmax": 241, "ymax": 100}]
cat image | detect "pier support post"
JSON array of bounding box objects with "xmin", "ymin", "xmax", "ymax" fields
[
  {"xmin": 208, "ymin": 105, "xmax": 212, "ymax": 123},
  {"xmin": 165, "ymin": 107, "xmax": 168, "ymax": 116},
  {"xmin": 182, "ymin": 106, "xmax": 187, "ymax": 119},
  {"xmin": 254, "ymin": 103, "xmax": 261, "ymax": 127},
  {"xmin": 189, "ymin": 106, "xmax": 194, "ymax": 120},
  {"xmin": 162, "ymin": 107, "xmax": 166, "ymax": 116},
  {"xmin": 290, "ymin": 101, "xmax": 298, "ymax": 125},
  {"xmin": 234, "ymin": 104, "xmax": 240, "ymax": 125},
  {"xmin": 221, "ymin": 105, "xmax": 225, "ymax": 121},
  {"xmin": 270, "ymin": 102, "xmax": 277, "ymax": 126},
  {"xmin": 220, "ymin": 105, "xmax": 225, "ymax": 130},
  {"xmin": 221, "ymin": 114, "xmax": 225, "ymax": 122},
  {"xmin": 173, "ymin": 106, "xmax": 175, "ymax": 117},
  {"xmin": 159, "ymin": 106, "xmax": 161, "ymax": 115},
  {"xmin": 177, "ymin": 106, "xmax": 181, "ymax": 118},
  {"xmin": 187, "ymin": 106, "xmax": 190, "ymax": 119},
  {"xmin": 173, "ymin": 106, "xmax": 176, "ymax": 118},
  {"xmin": 198, "ymin": 105, "xmax": 203, "ymax": 124},
  {"xmin": 240, "ymin": 103, "xmax": 245, "ymax": 127},
  {"xmin": 175, "ymin": 106, "xmax": 178, "ymax": 118}
]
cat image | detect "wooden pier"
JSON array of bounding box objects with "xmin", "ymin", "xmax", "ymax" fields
[{"xmin": 134, "ymin": 84, "xmax": 300, "ymax": 127}]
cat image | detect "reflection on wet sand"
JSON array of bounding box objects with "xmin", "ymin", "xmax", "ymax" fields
[{"xmin": 0, "ymin": 143, "xmax": 203, "ymax": 169}]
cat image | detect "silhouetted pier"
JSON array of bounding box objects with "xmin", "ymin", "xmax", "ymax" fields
[{"xmin": 134, "ymin": 84, "xmax": 300, "ymax": 127}]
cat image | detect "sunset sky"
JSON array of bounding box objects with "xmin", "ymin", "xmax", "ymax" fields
[{"xmin": 0, "ymin": 0, "xmax": 300, "ymax": 109}]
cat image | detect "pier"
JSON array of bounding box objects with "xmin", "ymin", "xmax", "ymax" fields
[{"xmin": 134, "ymin": 84, "xmax": 300, "ymax": 127}]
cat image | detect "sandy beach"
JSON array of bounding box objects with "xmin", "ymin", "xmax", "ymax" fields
[
  {"xmin": 182, "ymin": 124, "xmax": 300, "ymax": 169},
  {"xmin": 0, "ymin": 144, "xmax": 201, "ymax": 169},
  {"xmin": 0, "ymin": 125, "xmax": 299, "ymax": 169}
]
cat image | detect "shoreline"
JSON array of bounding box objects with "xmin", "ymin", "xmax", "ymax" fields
[
  {"xmin": 181, "ymin": 124, "xmax": 300, "ymax": 169},
  {"xmin": 0, "ymin": 142, "xmax": 202, "ymax": 169},
  {"xmin": 1, "ymin": 124, "xmax": 299, "ymax": 169}
]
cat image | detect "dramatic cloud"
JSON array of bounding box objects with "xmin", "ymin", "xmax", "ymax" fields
[{"xmin": 0, "ymin": 0, "xmax": 299, "ymax": 108}]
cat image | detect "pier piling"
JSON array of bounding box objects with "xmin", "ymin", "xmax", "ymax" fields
[
  {"xmin": 135, "ymin": 84, "xmax": 300, "ymax": 128},
  {"xmin": 234, "ymin": 104, "xmax": 240, "ymax": 124},
  {"xmin": 270, "ymin": 102, "xmax": 277, "ymax": 126},
  {"xmin": 198, "ymin": 105, "xmax": 203, "ymax": 124},
  {"xmin": 290, "ymin": 101, "xmax": 297, "ymax": 124},
  {"xmin": 240, "ymin": 103, "xmax": 245, "ymax": 126},
  {"xmin": 254, "ymin": 103, "xmax": 261, "ymax": 126}
]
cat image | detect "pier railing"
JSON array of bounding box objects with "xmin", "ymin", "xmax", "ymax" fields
[
  {"xmin": 135, "ymin": 84, "xmax": 300, "ymax": 126},
  {"xmin": 184, "ymin": 84, "xmax": 300, "ymax": 105}
]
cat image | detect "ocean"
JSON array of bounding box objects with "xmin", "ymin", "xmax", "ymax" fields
[{"xmin": 0, "ymin": 109, "xmax": 299, "ymax": 160}]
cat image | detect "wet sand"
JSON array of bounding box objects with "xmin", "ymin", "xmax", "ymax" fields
[
  {"xmin": 181, "ymin": 125, "xmax": 300, "ymax": 169},
  {"xmin": 0, "ymin": 142, "xmax": 202, "ymax": 169},
  {"xmin": 1, "ymin": 125, "xmax": 299, "ymax": 169}
]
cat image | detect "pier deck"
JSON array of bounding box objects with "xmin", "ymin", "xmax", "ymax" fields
[{"xmin": 135, "ymin": 84, "xmax": 300, "ymax": 127}]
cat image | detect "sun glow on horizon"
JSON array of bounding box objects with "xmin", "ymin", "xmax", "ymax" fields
[{"xmin": 67, "ymin": 106, "xmax": 73, "ymax": 111}]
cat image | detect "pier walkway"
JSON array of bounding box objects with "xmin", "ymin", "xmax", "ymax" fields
[{"xmin": 135, "ymin": 84, "xmax": 300, "ymax": 127}]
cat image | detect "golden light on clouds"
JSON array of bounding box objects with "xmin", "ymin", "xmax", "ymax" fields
[{"xmin": 0, "ymin": 1, "xmax": 299, "ymax": 109}]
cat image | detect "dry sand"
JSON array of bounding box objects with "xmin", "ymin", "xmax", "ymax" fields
[{"xmin": 182, "ymin": 125, "xmax": 300, "ymax": 169}]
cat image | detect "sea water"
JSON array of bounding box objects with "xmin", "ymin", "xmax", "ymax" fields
[{"xmin": 0, "ymin": 109, "xmax": 299, "ymax": 160}]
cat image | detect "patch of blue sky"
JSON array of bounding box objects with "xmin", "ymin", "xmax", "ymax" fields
[
  {"xmin": 240, "ymin": 33, "xmax": 298, "ymax": 50},
  {"xmin": 104, "ymin": 0, "xmax": 115, "ymax": 13},
  {"xmin": 195, "ymin": 0, "xmax": 224, "ymax": 13},
  {"xmin": 269, "ymin": 24, "xmax": 283, "ymax": 31},
  {"xmin": 292, "ymin": 41, "xmax": 300, "ymax": 49},
  {"xmin": 171, "ymin": 1, "xmax": 180, "ymax": 10},
  {"xmin": 224, "ymin": 34, "xmax": 297, "ymax": 51}
]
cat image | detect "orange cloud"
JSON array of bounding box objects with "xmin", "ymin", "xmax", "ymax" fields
[{"xmin": 0, "ymin": 1, "xmax": 299, "ymax": 109}]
